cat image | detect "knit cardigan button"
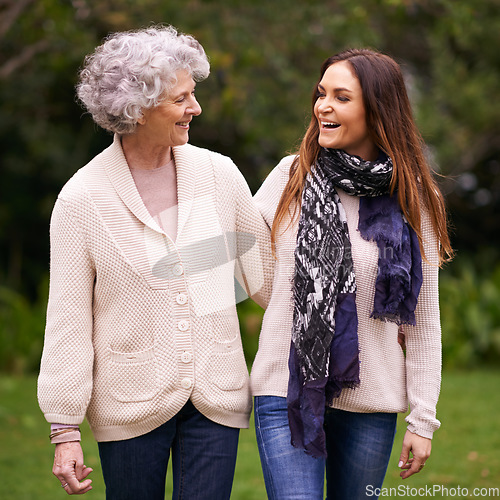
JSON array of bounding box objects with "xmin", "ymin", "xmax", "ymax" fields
[
  {"xmin": 172, "ymin": 263, "xmax": 184, "ymax": 276},
  {"xmin": 181, "ymin": 378, "xmax": 192, "ymax": 389},
  {"xmin": 181, "ymin": 352, "xmax": 192, "ymax": 363},
  {"xmin": 176, "ymin": 293, "xmax": 188, "ymax": 305},
  {"xmin": 177, "ymin": 320, "xmax": 189, "ymax": 331}
]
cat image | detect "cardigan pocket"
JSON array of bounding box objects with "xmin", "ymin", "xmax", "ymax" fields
[
  {"xmin": 106, "ymin": 346, "xmax": 161, "ymax": 402},
  {"xmin": 209, "ymin": 336, "xmax": 248, "ymax": 391}
]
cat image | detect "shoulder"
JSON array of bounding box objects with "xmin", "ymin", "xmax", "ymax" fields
[
  {"xmin": 257, "ymin": 155, "xmax": 296, "ymax": 193},
  {"xmin": 255, "ymin": 155, "xmax": 296, "ymax": 201},
  {"xmin": 57, "ymin": 144, "xmax": 113, "ymax": 204},
  {"xmin": 253, "ymin": 155, "xmax": 297, "ymax": 223},
  {"xmin": 272, "ymin": 154, "xmax": 296, "ymax": 179},
  {"xmin": 176, "ymin": 143, "xmax": 237, "ymax": 170},
  {"xmin": 57, "ymin": 167, "xmax": 95, "ymax": 206},
  {"xmin": 176, "ymin": 144, "xmax": 254, "ymax": 209},
  {"xmin": 175, "ymin": 143, "xmax": 246, "ymax": 184}
]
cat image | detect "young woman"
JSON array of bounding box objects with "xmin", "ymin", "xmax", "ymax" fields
[{"xmin": 250, "ymin": 49, "xmax": 454, "ymax": 500}]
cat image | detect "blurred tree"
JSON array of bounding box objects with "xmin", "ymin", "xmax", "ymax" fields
[
  {"xmin": 0, "ymin": 0, "xmax": 499, "ymax": 299},
  {"xmin": 0, "ymin": 0, "xmax": 104, "ymax": 296},
  {"xmin": 374, "ymin": 0, "xmax": 500, "ymax": 253}
]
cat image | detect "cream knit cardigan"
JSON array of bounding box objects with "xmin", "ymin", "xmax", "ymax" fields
[
  {"xmin": 38, "ymin": 136, "xmax": 272, "ymax": 442},
  {"xmin": 250, "ymin": 156, "xmax": 442, "ymax": 439}
]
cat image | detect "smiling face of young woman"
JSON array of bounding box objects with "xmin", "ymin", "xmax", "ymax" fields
[{"xmin": 314, "ymin": 60, "xmax": 378, "ymax": 161}]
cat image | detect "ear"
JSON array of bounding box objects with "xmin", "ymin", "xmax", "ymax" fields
[{"xmin": 137, "ymin": 114, "xmax": 146, "ymax": 125}]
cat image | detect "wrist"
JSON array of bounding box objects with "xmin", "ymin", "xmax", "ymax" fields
[{"xmin": 50, "ymin": 427, "xmax": 81, "ymax": 444}]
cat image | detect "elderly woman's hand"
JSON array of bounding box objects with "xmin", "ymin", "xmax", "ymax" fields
[{"xmin": 53, "ymin": 442, "xmax": 93, "ymax": 494}]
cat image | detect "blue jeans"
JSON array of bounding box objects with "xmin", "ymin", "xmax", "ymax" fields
[
  {"xmin": 98, "ymin": 399, "xmax": 239, "ymax": 500},
  {"xmin": 254, "ymin": 396, "xmax": 325, "ymax": 500},
  {"xmin": 255, "ymin": 396, "xmax": 397, "ymax": 500},
  {"xmin": 325, "ymin": 407, "xmax": 397, "ymax": 500}
]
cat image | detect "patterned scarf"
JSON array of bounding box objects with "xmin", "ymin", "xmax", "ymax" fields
[{"xmin": 288, "ymin": 148, "xmax": 423, "ymax": 458}]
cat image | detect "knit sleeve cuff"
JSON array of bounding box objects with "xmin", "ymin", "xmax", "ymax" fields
[
  {"xmin": 406, "ymin": 422, "xmax": 435, "ymax": 440},
  {"xmin": 51, "ymin": 429, "xmax": 82, "ymax": 444}
]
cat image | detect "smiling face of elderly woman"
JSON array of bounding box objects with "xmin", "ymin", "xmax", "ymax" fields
[{"xmin": 135, "ymin": 70, "xmax": 202, "ymax": 148}]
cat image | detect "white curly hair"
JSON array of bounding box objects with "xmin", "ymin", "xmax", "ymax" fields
[{"xmin": 76, "ymin": 25, "xmax": 210, "ymax": 135}]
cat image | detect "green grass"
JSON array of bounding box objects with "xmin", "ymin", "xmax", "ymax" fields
[
  {"xmin": 382, "ymin": 371, "xmax": 500, "ymax": 496},
  {"xmin": 1, "ymin": 371, "xmax": 499, "ymax": 499}
]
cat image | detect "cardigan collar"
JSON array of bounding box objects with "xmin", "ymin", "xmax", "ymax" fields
[{"xmin": 103, "ymin": 134, "xmax": 196, "ymax": 240}]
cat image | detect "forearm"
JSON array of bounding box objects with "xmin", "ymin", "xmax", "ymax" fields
[{"xmin": 404, "ymin": 214, "xmax": 442, "ymax": 437}]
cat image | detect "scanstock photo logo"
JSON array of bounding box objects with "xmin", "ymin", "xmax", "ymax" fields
[{"xmin": 366, "ymin": 484, "xmax": 500, "ymax": 497}]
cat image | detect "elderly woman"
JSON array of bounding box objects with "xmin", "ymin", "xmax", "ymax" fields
[{"xmin": 37, "ymin": 26, "xmax": 271, "ymax": 499}]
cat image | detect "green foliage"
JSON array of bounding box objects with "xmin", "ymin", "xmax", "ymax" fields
[
  {"xmin": 1, "ymin": 0, "xmax": 499, "ymax": 372},
  {"xmin": 0, "ymin": 0, "xmax": 106, "ymax": 296},
  {"xmin": 440, "ymin": 259, "xmax": 500, "ymax": 369},
  {"xmin": 0, "ymin": 280, "xmax": 47, "ymax": 374},
  {"xmin": 237, "ymin": 299, "xmax": 264, "ymax": 365},
  {"xmin": 1, "ymin": 0, "xmax": 500, "ymax": 298}
]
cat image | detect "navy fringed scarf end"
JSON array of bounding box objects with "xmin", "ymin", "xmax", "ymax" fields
[
  {"xmin": 287, "ymin": 292, "xmax": 359, "ymax": 458},
  {"xmin": 359, "ymin": 195, "xmax": 423, "ymax": 326}
]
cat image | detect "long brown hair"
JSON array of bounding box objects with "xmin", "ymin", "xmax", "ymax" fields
[{"xmin": 271, "ymin": 48, "xmax": 454, "ymax": 265}]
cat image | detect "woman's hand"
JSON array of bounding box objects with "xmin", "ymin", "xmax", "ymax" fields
[
  {"xmin": 398, "ymin": 430, "xmax": 431, "ymax": 479},
  {"xmin": 53, "ymin": 442, "xmax": 93, "ymax": 494}
]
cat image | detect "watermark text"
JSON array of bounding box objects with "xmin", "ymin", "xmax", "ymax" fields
[{"xmin": 366, "ymin": 484, "xmax": 500, "ymax": 497}]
